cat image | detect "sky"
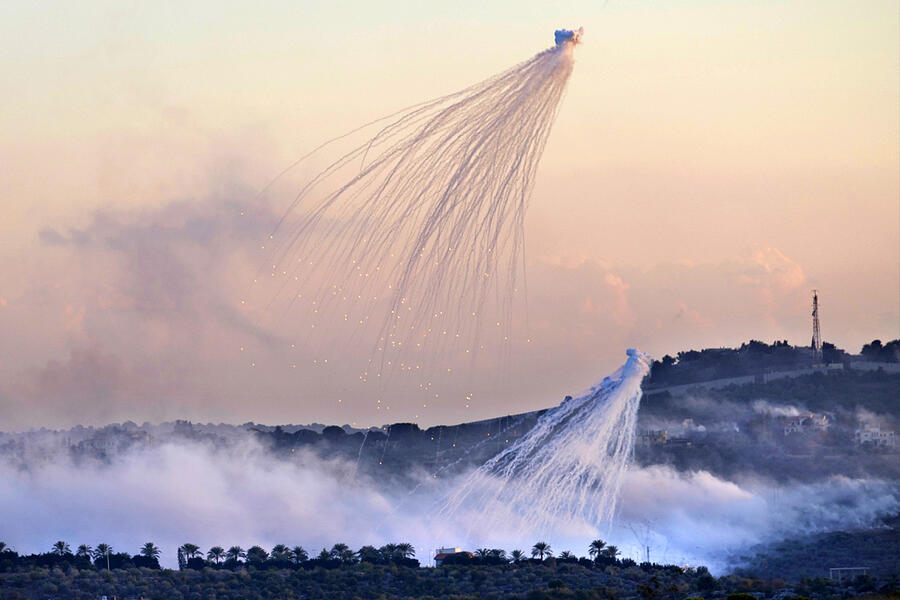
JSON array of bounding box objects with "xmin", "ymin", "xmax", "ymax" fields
[{"xmin": 1, "ymin": 1, "xmax": 898, "ymax": 430}]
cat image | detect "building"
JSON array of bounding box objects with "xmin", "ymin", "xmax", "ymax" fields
[
  {"xmin": 434, "ymin": 547, "xmax": 462, "ymax": 566},
  {"xmin": 854, "ymin": 427, "xmax": 895, "ymax": 447},
  {"xmin": 779, "ymin": 413, "xmax": 829, "ymax": 435}
]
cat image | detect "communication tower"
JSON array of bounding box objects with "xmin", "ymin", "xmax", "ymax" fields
[{"xmin": 811, "ymin": 290, "xmax": 822, "ymax": 359}]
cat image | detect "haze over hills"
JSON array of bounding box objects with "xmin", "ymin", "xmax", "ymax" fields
[{"xmin": 3, "ymin": 338, "xmax": 898, "ymax": 482}]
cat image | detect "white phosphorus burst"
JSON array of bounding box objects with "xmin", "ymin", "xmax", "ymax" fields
[
  {"xmin": 260, "ymin": 29, "xmax": 582, "ymax": 378},
  {"xmin": 438, "ymin": 349, "xmax": 651, "ymax": 538}
]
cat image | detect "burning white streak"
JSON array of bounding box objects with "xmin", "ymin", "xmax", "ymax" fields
[
  {"xmin": 256, "ymin": 31, "xmax": 579, "ymax": 379},
  {"xmin": 438, "ymin": 349, "xmax": 651, "ymax": 538}
]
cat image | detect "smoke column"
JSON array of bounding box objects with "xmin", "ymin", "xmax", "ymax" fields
[
  {"xmin": 439, "ymin": 349, "xmax": 651, "ymax": 538},
  {"xmin": 255, "ymin": 29, "xmax": 582, "ymax": 387}
]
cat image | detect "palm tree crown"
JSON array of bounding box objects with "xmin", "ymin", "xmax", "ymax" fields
[
  {"xmin": 226, "ymin": 546, "xmax": 246, "ymax": 562},
  {"xmin": 330, "ymin": 543, "xmax": 355, "ymax": 564},
  {"xmin": 531, "ymin": 541, "xmax": 552, "ymax": 561},
  {"xmin": 207, "ymin": 546, "xmax": 225, "ymax": 564},
  {"xmin": 51, "ymin": 541, "xmax": 71, "ymax": 556},
  {"xmin": 291, "ymin": 546, "xmax": 308, "ymax": 564},
  {"xmin": 602, "ymin": 545, "xmax": 620, "ymax": 559},
  {"xmin": 395, "ymin": 542, "xmax": 415, "ymax": 559},
  {"xmin": 92, "ymin": 544, "xmax": 112, "ymax": 561},
  {"xmin": 76, "ymin": 544, "xmax": 92, "ymax": 559},
  {"xmin": 588, "ymin": 539, "xmax": 606, "ymax": 559},
  {"xmin": 180, "ymin": 543, "xmax": 201, "ymax": 560},
  {"xmin": 510, "ymin": 549, "xmax": 525, "ymax": 563},
  {"xmin": 140, "ymin": 542, "xmax": 160, "ymax": 559}
]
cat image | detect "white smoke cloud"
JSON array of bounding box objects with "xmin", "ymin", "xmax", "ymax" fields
[
  {"xmin": 752, "ymin": 399, "xmax": 805, "ymax": 418},
  {"xmin": 615, "ymin": 466, "xmax": 900, "ymax": 570},
  {"xmin": 1, "ymin": 438, "xmax": 896, "ymax": 574}
]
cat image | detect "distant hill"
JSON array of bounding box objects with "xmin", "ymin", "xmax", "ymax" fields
[{"xmin": 645, "ymin": 338, "xmax": 899, "ymax": 388}]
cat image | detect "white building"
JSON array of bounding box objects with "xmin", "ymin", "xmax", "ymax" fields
[{"xmin": 855, "ymin": 427, "xmax": 895, "ymax": 447}]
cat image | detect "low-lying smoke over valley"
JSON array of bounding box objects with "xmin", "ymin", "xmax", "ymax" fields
[{"xmin": 3, "ymin": 342, "xmax": 898, "ymax": 574}]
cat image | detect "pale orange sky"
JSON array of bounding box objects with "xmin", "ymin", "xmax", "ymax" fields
[{"xmin": 0, "ymin": 1, "xmax": 897, "ymax": 429}]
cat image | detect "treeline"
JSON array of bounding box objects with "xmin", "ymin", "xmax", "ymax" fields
[
  {"xmin": 0, "ymin": 538, "xmax": 650, "ymax": 573},
  {"xmin": 0, "ymin": 540, "xmax": 420, "ymax": 573}
]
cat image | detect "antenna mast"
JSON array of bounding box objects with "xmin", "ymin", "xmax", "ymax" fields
[{"xmin": 811, "ymin": 290, "xmax": 822, "ymax": 360}]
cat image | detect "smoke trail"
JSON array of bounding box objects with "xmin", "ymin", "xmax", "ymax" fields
[
  {"xmin": 254, "ymin": 29, "xmax": 582, "ymax": 385},
  {"xmin": 438, "ymin": 349, "xmax": 651, "ymax": 538}
]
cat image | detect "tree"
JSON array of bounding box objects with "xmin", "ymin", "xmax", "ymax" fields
[
  {"xmin": 226, "ymin": 546, "xmax": 246, "ymax": 562},
  {"xmin": 395, "ymin": 542, "xmax": 415, "ymax": 559},
  {"xmin": 291, "ymin": 546, "xmax": 308, "ymax": 564},
  {"xmin": 531, "ymin": 541, "xmax": 552, "ymax": 561},
  {"xmin": 357, "ymin": 545, "xmax": 380, "ymax": 563},
  {"xmin": 180, "ymin": 543, "xmax": 201, "ymax": 560},
  {"xmin": 51, "ymin": 541, "xmax": 71, "ymax": 556},
  {"xmin": 93, "ymin": 543, "xmax": 112, "ymax": 570},
  {"xmin": 510, "ymin": 549, "xmax": 525, "ymax": 563},
  {"xmin": 379, "ymin": 543, "xmax": 398, "ymax": 562},
  {"xmin": 76, "ymin": 544, "xmax": 92, "ymax": 559},
  {"xmin": 475, "ymin": 548, "xmax": 491, "ymax": 559},
  {"xmin": 207, "ymin": 546, "xmax": 225, "ymax": 564},
  {"xmin": 140, "ymin": 542, "xmax": 160, "ymax": 559},
  {"xmin": 602, "ymin": 545, "xmax": 620, "ymax": 560},
  {"xmin": 246, "ymin": 546, "xmax": 269, "ymax": 564},
  {"xmin": 270, "ymin": 544, "xmax": 291, "ymax": 562},
  {"xmin": 330, "ymin": 543, "xmax": 355, "ymax": 564},
  {"xmin": 0, "ymin": 542, "xmax": 7, "ymax": 553},
  {"xmin": 588, "ymin": 539, "xmax": 606, "ymax": 560},
  {"xmin": 559, "ymin": 550, "xmax": 575, "ymax": 561}
]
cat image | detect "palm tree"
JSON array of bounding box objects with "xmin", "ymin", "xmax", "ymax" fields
[
  {"xmin": 207, "ymin": 546, "xmax": 225, "ymax": 564},
  {"xmin": 246, "ymin": 545, "xmax": 269, "ymax": 564},
  {"xmin": 356, "ymin": 545, "xmax": 380, "ymax": 563},
  {"xmin": 379, "ymin": 543, "xmax": 398, "ymax": 562},
  {"xmin": 531, "ymin": 541, "xmax": 552, "ymax": 561},
  {"xmin": 316, "ymin": 548, "xmax": 331, "ymax": 561},
  {"xmin": 270, "ymin": 544, "xmax": 291, "ymax": 561},
  {"xmin": 0, "ymin": 542, "xmax": 7, "ymax": 553},
  {"xmin": 602, "ymin": 545, "xmax": 620, "ymax": 560},
  {"xmin": 140, "ymin": 542, "xmax": 160, "ymax": 559},
  {"xmin": 93, "ymin": 543, "xmax": 112, "ymax": 570},
  {"xmin": 180, "ymin": 543, "xmax": 201, "ymax": 560},
  {"xmin": 510, "ymin": 549, "xmax": 525, "ymax": 563},
  {"xmin": 330, "ymin": 543, "xmax": 355, "ymax": 564},
  {"xmin": 395, "ymin": 542, "xmax": 415, "ymax": 559},
  {"xmin": 559, "ymin": 550, "xmax": 575, "ymax": 561},
  {"xmin": 291, "ymin": 546, "xmax": 308, "ymax": 564},
  {"xmin": 226, "ymin": 546, "xmax": 246, "ymax": 562},
  {"xmin": 51, "ymin": 541, "xmax": 71, "ymax": 556},
  {"xmin": 475, "ymin": 548, "xmax": 491, "ymax": 559},
  {"xmin": 588, "ymin": 539, "xmax": 606, "ymax": 560},
  {"xmin": 489, "ymin": 549, "xmax": 507, "ymax": 561},
  {"xmin": 76, "ymin": 544, "xmax": 92, "ymax": 559}
]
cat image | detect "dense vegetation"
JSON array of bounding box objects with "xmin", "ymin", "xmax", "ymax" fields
[{"xmin": 732, "ymin": 526, "xmax": 900, "ymax": 581}]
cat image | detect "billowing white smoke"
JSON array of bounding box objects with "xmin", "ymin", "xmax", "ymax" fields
[
  {"xmin": 615, "ymin": 467, "xmax": 900, "ymax": 570},
  {"xmin": 0, "ymin": 440, "xmax": 434, "ymax": 567},
  {"xmin": 752, "ymin": 399, "xmax": 804, "ymax": 417},
  {"xmin": 2, "ymin": 359, "xmax": 898, "ymax": 572},
  {"xmin": 438, "ymin": 349, "xmax": 651, "ymax": 539}
]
